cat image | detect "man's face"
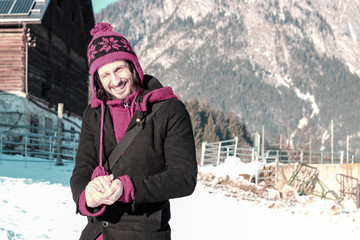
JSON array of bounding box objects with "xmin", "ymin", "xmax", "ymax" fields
[{"xmin": 97, "ymin": 60, "xmax": 138, "ymax": 100}]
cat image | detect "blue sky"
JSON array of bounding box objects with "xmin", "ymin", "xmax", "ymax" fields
[{"xmin": 91, "ymin": 0, "xmax": 119, "ymax": 14}]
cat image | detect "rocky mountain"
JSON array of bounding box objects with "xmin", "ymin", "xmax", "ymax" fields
[{"xmin": 95, "ymin": 0, "xmax": 360, "ymax": 153}]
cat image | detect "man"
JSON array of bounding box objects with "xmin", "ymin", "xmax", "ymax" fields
[{"xmin": 70, "ymin": 22, "xmax": 197, "ymax": 240}]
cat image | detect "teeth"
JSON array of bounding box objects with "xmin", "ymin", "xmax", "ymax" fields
[{"xmin": 113, "ymin": 82, "xmax": 126, "ymax": 90}]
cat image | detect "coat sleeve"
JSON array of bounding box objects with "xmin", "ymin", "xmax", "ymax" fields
[
  {"xmin": 70, "ymin": 106, "xmax": 101, "ymax": 214},
  {"xmin": 131, "ymin": 100, "xmax": 198, "ymax": 209}
]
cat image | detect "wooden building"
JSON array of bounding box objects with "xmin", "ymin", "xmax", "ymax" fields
[{"xmin": 0, "ymin": 0, "xmax": 94, "ymax": 118}]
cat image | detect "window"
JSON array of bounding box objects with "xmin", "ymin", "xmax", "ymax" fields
[{"xmin": 41, "ymin": 83, "xmax": 49, "ymax": 99}]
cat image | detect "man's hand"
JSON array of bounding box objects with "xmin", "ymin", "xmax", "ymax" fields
[{"xmin": 85, "ymin": 175, "xmax": 123, "ymax": 208}]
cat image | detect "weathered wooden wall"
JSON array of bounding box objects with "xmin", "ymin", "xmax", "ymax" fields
[
  {"xmin": 0, "ymin": 29, "xmax": 25, "ymax": 93},
  {"xmin": 26, "ymin": 0, "xmax": 90, "ymax": 116},
  {"xmin": 0, "ymin": 0, "xmax": 92, "ymax": 116}
]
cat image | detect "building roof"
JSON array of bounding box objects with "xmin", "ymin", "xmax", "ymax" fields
[
  {"xmin": 0, "ymin": 0, "xmax": 95, "ymax": 41},
  {"xmin": 0, "ymin": 0, "xmax": 50, "ymax": 24}
]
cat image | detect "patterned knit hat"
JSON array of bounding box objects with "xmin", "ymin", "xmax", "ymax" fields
[{"xmin": 87, "ymin": 22, "xmax": 144, "ymax": 83}]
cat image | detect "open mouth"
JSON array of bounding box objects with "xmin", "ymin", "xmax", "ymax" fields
[{"xmin": 112, "ymin": 81, "xmax": 127, "ymax": 93}]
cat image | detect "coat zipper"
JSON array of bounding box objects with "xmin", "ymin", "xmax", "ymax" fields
[{"xmin": 123, "ymin": 100, "xmax": 129, "ymax": 108}]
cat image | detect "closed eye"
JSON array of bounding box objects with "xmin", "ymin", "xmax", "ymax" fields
[
  {"xmin": 100, "ymin": 73, "xmax": 110, "ymax": 79},
  {"xmin": 115, "ymin": 66, "xmax": 124, "ymax": 72}
]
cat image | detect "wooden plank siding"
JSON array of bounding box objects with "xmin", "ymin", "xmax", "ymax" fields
[
  {"xmin": 0, "ymin": 0, "xmax": 93, "ymax": 116},
  {"xmin": 27, "ymin": 23, "xmax": 89, "ymax": 116},
  {"xmin": 0, "ymin": 29, "xmax": 25, "ymax": 93},
  {"xmin": 68, "ymin": 51, "xmax": 89, "ymax": 114}
]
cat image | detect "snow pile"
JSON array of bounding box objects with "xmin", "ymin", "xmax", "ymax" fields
[
  {"xmin": 201, "ymin": 156, "xmax": 267, "ymax": 180},
  {"xmin": 197, "ymin": 157, "xmax": 360, "ymax": 237}
]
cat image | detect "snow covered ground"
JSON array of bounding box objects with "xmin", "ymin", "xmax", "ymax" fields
[{"xmin": 1, "ymin": 154, "xmax": 360, "ymax": 240}]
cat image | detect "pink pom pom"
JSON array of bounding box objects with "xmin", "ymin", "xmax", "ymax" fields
[{"xmin": 90, "ymin": 22, "xmax": 113, "ymax": 36}]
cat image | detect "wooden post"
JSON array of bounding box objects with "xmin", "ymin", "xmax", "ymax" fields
[
  {"xmin": 24, "ymin": 135, "xmax": 28, "ymax": 168},
  {"xmin": 56, "ymin": 103, "xmax": 64, "ymax": 166}
]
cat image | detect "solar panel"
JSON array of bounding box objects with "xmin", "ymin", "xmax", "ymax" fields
[
  {"xmin": 0, "ymin": 0, "xmax": 15, "ymax": 14},
  {"xmin": 0, "ymin": 0, "xmax": 34, "ymax": 15},
  {"xmin": 11, "ymin": 0, "xmax": 34, "ymax": 14}
]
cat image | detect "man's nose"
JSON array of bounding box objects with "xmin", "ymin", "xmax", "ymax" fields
[{"xmin": 110, "ymin": 72, "xmax": 120, "ymax": 85}]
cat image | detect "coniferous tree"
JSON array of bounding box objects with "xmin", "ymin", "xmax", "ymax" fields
[
  {"xmin": 203, "ymin": 102, "xmax": 212, "ymax": 120},
  {"xmin": 185, "ymin": 99, "xmax": 254, "ymax": 147},
  {"xmin": 215, "ymin": 109, "xmax": 229, "ymax": 140},
  {"xmin": 227, "ymin": 111, "xmax": 252, "ymax": 148},
  {"xmin": 240, "ymin": 123, "xmax": 253, "ymax": 147},
  {"xmin": 185, "ymin": 98, "xmax": 203, "ymax": 148},
  {"xmin": 203, "ymin": 114, "xmax": 219, "ymax": 143},
  {"xmin": 227, "ymin": 110, "xmax": 242, "ymax": 138}
]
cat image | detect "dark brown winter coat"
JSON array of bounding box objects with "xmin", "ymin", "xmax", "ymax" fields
[{"xmin": 70, "ymin": 77, "xmax": 197, "ymax": 239}]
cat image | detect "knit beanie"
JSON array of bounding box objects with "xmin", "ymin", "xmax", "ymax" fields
[{"xmin": 87, "ymin": 22, "xmax": 144, "ymax": 89}]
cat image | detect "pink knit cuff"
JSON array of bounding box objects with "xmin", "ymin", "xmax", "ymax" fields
[
  {"xmin": 79, "ymin": 190, "xmax": 106, "ymax": 216},
  {"xmin": 117, "ymin": 175, "xmax": 135, "ymax": 203}
]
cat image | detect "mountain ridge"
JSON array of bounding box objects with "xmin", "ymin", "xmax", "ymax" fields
[{"xmin": 96, "ymin": 0, "xmax": 360, "ymax": 153}]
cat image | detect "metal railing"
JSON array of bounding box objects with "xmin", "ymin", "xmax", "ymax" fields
[
  {"xmin": 201, "ymin": 138, "xmax": 360, "ymax": 189},
  {"xmin": 201, "ymin": 137, "xmax": 360, "ymax": 167},
  {"xmin": 0, "ymin": 132, "xmax": 79, "ymax": 164},
  {"xmin": 200, "ymin": 137, "xmax": 239, "ymax": 166}
]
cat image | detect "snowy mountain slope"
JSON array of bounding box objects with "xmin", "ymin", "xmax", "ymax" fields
[{"xmin": 96, "ymin": 0, "xmax": 360, "ymax": 152}]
